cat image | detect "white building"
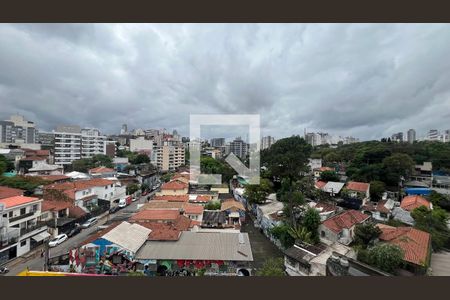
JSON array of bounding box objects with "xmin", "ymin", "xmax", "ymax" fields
[
  {"xmin": 229, "ymin": 137, "xmax": 248, "ymax": 159},
  {"xmin": 0, "ymin": 195, "xmax": 49, "ymax": 264},
  {"xmin": 153, "ymin": 142, "xmax": 185, "ymax": 172},
  {"xmin": 0, "ymin": 114, "xmax": 37, "ymax": 144},
  {"xmin": 53, "ymin": 125, "xmax": 82, "ymax": 166},
  {"xmin": 407, "ymin": 129, "xmax": 416, "ymax": 144},
  {"xmin": 81, "ymin": 128, "xmax": 106, "ymax": 158},
  {"xmin": 130, "ymin": 137, "xmax": 154, "ymax": 152}
]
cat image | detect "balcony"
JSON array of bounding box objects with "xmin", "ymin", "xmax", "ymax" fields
[
  {"xmin": 0, "ymin": 228, "xmax": 20, "ymax": 249},
  {"xmin": 20, "ymin": 223, "xmax": 47, "ymax": 236},
  {"xmin": 9, "ymin": 211, "xmax": 36, "ymax": 223}
]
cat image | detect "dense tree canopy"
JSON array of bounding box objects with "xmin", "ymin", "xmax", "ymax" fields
[
  {"xmin": 366, "ymin": 244, "xmax": 404, "ymax": 273},
  {"xmin": 0, "ymin": 154, "xmax": 15, "ymax": 174},
  {"xmin": 354, "ymin": 223, "xmax": 382, "ymax": 249},
  {"xmin": 411, "ymin": 206, "xmax": 450, "ymax": 250},
  {"xmin": 270, "ymin": 224, "xmax": 295, "ymax": 249},
  {"xmin": 302, "ymin": 207, "xmax": 321, "ymax": 244},
  {"xmin": 320, "ymin": 170, "xmax": 340, "ymax": 182},
  {"xmin": 0, "ymin": 176, "xmax": 50, "ymax": 193},
  {"xmin": 72, "ymin": 154, "xmax": 114, "ymax": 172},
  {"xmin": 243, "ymin": 178, "xmax": 273, "ymax": 205},
  {"xmin": 369, "ymin": 181, "xmax": 386, "ymax": 201},
  {"xmin": 256, "ymin": 258, "xmax": 286, "ymax": 276},
  {"xmin": 200, "ymin": 156, "xmax": 237, "ymax": 183}
]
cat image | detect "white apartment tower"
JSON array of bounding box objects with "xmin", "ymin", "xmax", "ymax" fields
[
  {"xmin": 261, "ymin": 136, "xmax": 276, "ymax": 150},
  {"xmin": 407, "ymin": 129, "xmax": 416, "ymax": 144},
  {"xmin": 81, "ymin": 128, "xmax": 106, "ymax": 158},
  {"xmin": 152, "ymin": 142, "xmax": 185, "ymax": 172},
  {"xmin": 53, "ymin": 125, "xmax": 82, "ymax": 166}
]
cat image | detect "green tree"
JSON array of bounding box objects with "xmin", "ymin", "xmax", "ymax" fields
[
  {"xmin": 302, "ymin": 207, "xmax": 321, "ymax": 243},
  {"xmin": 256, "ymin": 258, "xmax": 286, "ymax": 276},
  {"xmin": 204, "ymin": 201, "xmax": 221, "ymax": 210},
  {"xmin": 160, "ymin": 173, "xmax": 174, "ymax": 182},
  {"xmin": 270, "ymin": 224, "xmax": 295, "ymax": 249},
  {"xmin": 130, "ymin": 153, "xmax": 150, "ymax": 165},
  {"xmin": 200, "ymin": 156, "xmax": 237, "ymax": 183},
  {"xmin": 320, "ymin": 171, "xmax": 340, "ymax": 182},
  {"xmin": 354, "ymin": 223, "xmax": 382, "ymax": 249},
  {"xmin": 126, "ymin": 183, "xmax": 140, "ymax": 195},
  {"xmin": 369, "ymin": 181, "xmax": 386, "ymax": 201},
  {"xmin": 72, "ymin": 158, "xmax": 92, "ymax": 173},
  {"xmin": 141, "ymin": 183, "xmax": 150, "ymax": 192},
  {"xmin": 91, "ymin": 154, "xmax": 114, "ymax": 168},
  {"xmin": 429, "ymin": 190, "xmax": 450, "ymax": 211},
  {"xmin": 411, "ymin": 206, "xmax": 450, "ymax": 250},
  {"xmin": 243, "ymin": 178, "xmax": 272, "ymax": 205},
  {"xmin": 367, "ymin": 244, "xmax": 404, "ymax": 273},
  {"xmin": 0, "ymin": 176, "xmax": 50, "ymax": 193},
  {"xmin": 287, "ymin": 226, "xmax": 313, "ymax": 244},
  {"xmin": 382, "ymin": 153, "xmax": 414, "ymax": 185}
]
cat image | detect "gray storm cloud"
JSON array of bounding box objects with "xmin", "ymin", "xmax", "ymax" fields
[{"xmin": 1, "ymin": 23, "xmax": 450, "ymax": 140}]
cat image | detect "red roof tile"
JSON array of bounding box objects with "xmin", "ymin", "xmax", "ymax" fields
[
  {"xmin": 21, "ymin": 155, "xmax": 46, "ymax": 161},
  {"xmin": 136, "ymin": 223, "xmax": 182, "ymax": 241},
  {"xmin": 143, "ymin": 201, "xmax": 184, "ymax": 210},
  {"xmin": 183, "ymin": 203, "xmax": 204, "ymax": 215},
  {"xmin": 315, "ymin": 167, "xmax": 334, "ymax": 172},
  {"xmin": 0, "ymin": 195, "xmax": 40, "ymax": 209},
  {"xmin": 377, "ymin": 225, "xmax": 431, "ymax": 266},
  {"xmin": 346, "ymin": 181, "xmax": 370, "ymax": 192},
  {"xmin": 37, "ymin": 175, "xmax": 69, "ymax": 182},
  {"xmin": 41, "ymin": 200, "xmax": 72, "ymax": 212},
  {"xmin": 0, "ymin": 186, "xmax": 24, "ymax": 199},
  {"xmin": 89, "ymin": 167, "xmax": 115, "ymax": 174},
  {"xmin": 68, "ymin": 206, "xmax": 87, "ymax": 218},
  {"xmin": 161, "ymin": 181, "xmax": 188, "ymax": 190},
  {"xmin": 400, "ymin": 195, "xmax": 431, "ymax": 211},
  {"xmin": 192, "ymin": 195, "xmax": 211, "ymax": 203},
  {"xmin": 130, "ymin": 209, "xmax": 181, "ymax": 221},
  {"xmin": 315, "ymin": 181, "xmax": 327, "ymax": 189},
  {"xmin": 322, "ymin": 210, "xmax": 370, "ymax": 233},
  {"xmin": 220, "ymin": 200, "xmax": 245, "ymax": 212},
  {"xmin": 44, "ymin": 179, "xmax": 115, "ymax": 200},
  {"xmin": 152, "ymin": 195, "xmax": 189, "ymax": 202}
]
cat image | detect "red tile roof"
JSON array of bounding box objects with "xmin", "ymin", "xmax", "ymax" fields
[
  {"xmin": 322, "ymin": 210, "xmax": 370, "ymax": 233},
  {"xmin": 68, "ymin": 206, "xmax": 87, "ymax": 218},
  {"xmin": 130, "ymin": 209, "xmax": 181, "ymax": 222},
  {"xmin": 41, "ymin": 200, "xmax": 72, "ymax": 212},
  {"xmin": 89, "ymin": 167, "xmax": 115, "ymax": 174},
  {"xmin": 183, "ymin": 203, "xmax": 204, "ymax": 215},
  {"xmin": 315, "ymin": 167, "xmax": 334, "ymax": 172},
  {"xmin": 220, "ymin": 199, "xmax": 245, "ymax": 212},
  {"xmin": 362, "ymin": 200, "xmax": 390, "ymax": 214},
  {"xmin": 161, "ymin": 181, "xmax": 188, "ymax": 190},
  {"xmin": 152, "ymin": 195, "xmax": 189, "ymax": 202},
  {"xmin": 21, "ymin": 155, "xmax": 46, "ymax": 161},
  {"xmin": 346, "ymin": 181, "xmax": 370, "ymax": 192},
  {"xmin": 37, "ymin": 175, "xmax": 69, "ymax": 182},
  {"xmin": 400, "ymin": 195, "xmax": 431, "ymax": 211},
  {"xmin": 191, "ymin": 195, "xmax": 211, "ymax": 203},
  {"xmin": 143, "ymin": 201, "xmax": 185, "ymax": 210},
  {"xmin": 0, "ymin": 186, "xmax": 24, "ymax": 199},
  {"xmin": 136, "ymin": 222, "xmax": 182, "ymax": 241},
  {"xmin": 44, "ymin": 178, "xmax": 115, "ymax": 200},
  {"xmin": 315, "ymin": 201, "xmax": 337, "ymax": 213},
  {"xmin": 0, "ymin": 195, "xmax": 40, "ymax": 209},
  {"xmin": 315, "ymin": 181, "xmax": 327, "ymax": 189},
  {"xmin": 377, "ymin": 224, "xmax": 431, "ymax": 266}
]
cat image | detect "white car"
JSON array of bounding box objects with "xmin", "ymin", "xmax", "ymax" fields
[
  {"xmin": 118, "ymin": 198, "xmax": 127, "ymax": 208},
  {"xmin": 48, "ymin": 234, "xmax": 68, "ymax": 248},
  {"xmin": 132, "ymin": 197, "xmax": 138, "ymax": 202},
  {"xmin": 81, "ymin": 217, "xmax": 98, "ymax": 228}
]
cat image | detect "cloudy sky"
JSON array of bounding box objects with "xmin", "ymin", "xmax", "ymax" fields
[{"xmin": 1, "ymin": 23, "xmax": 450, "ymax": 141}]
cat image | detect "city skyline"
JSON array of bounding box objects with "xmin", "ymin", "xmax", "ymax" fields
[{"xmin": 2, "ymin": 24, "xmax": 450, "ymax": 140}]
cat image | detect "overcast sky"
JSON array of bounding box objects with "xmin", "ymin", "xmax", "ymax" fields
[{"xmin": 1, "ymin": 23, "xmax": 450, "ymax": 141}]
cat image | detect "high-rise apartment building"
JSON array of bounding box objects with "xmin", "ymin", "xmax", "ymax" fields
[
  {"xmin": 210, "ymin": 138, "xmax": 225, "ymax": 148},
  {"xmin": 152, "ymin": 142, "xmax": 185, "ymax": 172},
  {"xmin": 427, "ymin": 129, "xmax": 439, "ymax": 141},
  {"xmin": 391, "ymin": 132, "xmax": 404, "ymax": 143},
  {"xmin": 0, "ymin": 114, "xmax": 36, "ymax": 144},
  {"xmin": 407, "ymin": 129, "xmax": 416, "ymax": 144},
  {"xmin": 229, "ymin": 137, "xmax": 248, "ymax": 159},
  {"xmin": 120, "ymin": 124, "xmax": 128, "ymax": 135},
  {"xmin": 36, "ymin": 131, "xmax": 55, "ymax": 147},
  {"xmin": 81, "ymin": 128, "xmax": 106, "ymax": 158},
  {"xmin": 261, "ymin": 136, "xmax": 276, "ymax": 150},
  {"xmin": 53, "ymin": 125, "xmax": 82, "ymax": 166}
]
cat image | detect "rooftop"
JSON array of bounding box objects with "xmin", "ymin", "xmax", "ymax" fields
[
  {"xmin": 101, "ymin": 221, "xmax": 151, "ymax": 253},
  {"xmin": 322, "ymin": 210, "xmax": 370, "ymax": 233},
  {"xmin": 322, "ymin": 181, "xmax": 345, "ymax": 194},
  {"xmin": 130, "ymin": 209, "xmax": 181, "ymax": 222},
  {"xmin": 0, "ymin": 186, "xmax": 24, "ymax": 199},
  {"xmin": 346, "ymin": 181, "xmax": 370, "ymax": 192},
  {"xmin": 41, "ymin": 200, "xmax": 72, "ymax": 212},
  {"xmin": 220, "ymin": 199, "xmax": 245, "ymax": 211},
  {"xmin": 400, "ymin": 195, "xmax": 431, "ymax": 211},
  {"xmin": 136, "ymin": 231, "xmax": 253, "ymax": 261},
  {"xmin": 89, "ymin": 166, "xmax": 116, "ymax": 174},
  {"xmin": 161, "ymin": 180, "xmax": 188, "ymax": 190},
  {"xmin": 0, "ymin": 195, "xmax": 41, "ymax": 209},
  {"xmin": 377, "ymin": 224, "xmax": 431, "ymax": 266},
  {"xmin": 152, "ymin": 195, "xmax": 189, "ymax": 202}
]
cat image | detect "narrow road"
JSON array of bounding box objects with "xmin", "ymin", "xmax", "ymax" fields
[{"xmin": 4, "ymin": 192, "xmax": 154, "ymax": 276}]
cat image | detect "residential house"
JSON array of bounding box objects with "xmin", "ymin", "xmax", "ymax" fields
[
  {"xmin": 361, "ymin": 199, "xmax": 395, "ymax": 222},
  {"xmin": 391, "ymin": 207, "xmax": 415, "ymax": 226},
  {"xmin": 345, "ymin": 181, "xmax": 370, "ymax": 203},
  {"xmin": 26, "ymin": 162, "xmax": 63, "ymax": 176},
  {"xmin": 377, "ymin": 224, "xmax": 432, "ymax": 275},
  {"xmin": 284, "ymin": 240, "xmax": 356, "ymax": 276},
  {"xmin": 89, "ymin": 167, "xmax": 117, "ymax": 178},
  {"xmin": 141, "ymin": 201, "xmax": 203, "ymax": 223},
  {"xmin": 308, "ymin": 201, "xmax": 340, "ymax": 222},
  {"xmin": 135, "ymin": 231, "xmax": 253, "ymax": 276},
  {"xmin": 157, "ymin": 180, "xmax": 189, "ymax": 196},
  {"xmin": 308, "ymin": 158, "xmax": 322, "ymax": 174},
  {"xmin": 313, "ymin": 167, "xmax": 335, "ymax": 179},
  {"xmin": 314, "ymin": 181, "xmax": 327, "ymax": 190},
  {"xmin": 411, "ymin": 162, "xmax": 433, "ymax": 186},
  {"xmin": 319, "ymin": 210, "xmax": 370, "ymax": 245},
  {"xmin": 221, "ymin": 199, "xmax": 246, "ymax": 224},
  {"xmin": 0, "ymin": 196, "xmax": 49, "ymax": 264},
  {"xmin": 255, "ymin": 197, "xmax": 284, "ymax": 239},
  {"xmin": 400, "ymin": 195, "xmax": 432, "ymax": 212},
  {"xmin": 188, "ymin": 194, "xmax": 213, "ymax": 205},
  {"xmin": 210, "ymin": 184, "xmax": 230, "ymax": 195},
  {"xmin": 152, "ymin": 195, "xmax": 189, "ymax": 203},
  {"xmin": 35, "ymin": 175, "xmax": 70, "ymax": 184},
  {"xmin": 40, "ymin": 200, "xmax": 75, "ymax": 237},
  {"xmin": 18, "ymin": 156, "xmax": 47, "ymax": 174},
  {"xmin": 202, "ymin": 211, "xmax": 227, "ymax": 228},
  {"xmin": 321, "ymin": 181, "xmax": 345, "ymax": 197}
]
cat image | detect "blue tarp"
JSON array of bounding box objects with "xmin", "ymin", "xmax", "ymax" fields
[{"xmin": 404, "ymin": 188, "xmax": 431, "ymax": 195}]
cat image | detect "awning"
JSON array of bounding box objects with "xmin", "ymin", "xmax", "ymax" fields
[{"xmin": 32, "ymin": 231, "xmax": 51, "ymax": 242}]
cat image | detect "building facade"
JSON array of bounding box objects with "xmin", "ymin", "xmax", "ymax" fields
[
  {"xmin": 81, "ymin": 128, "xmax": 106, "ymax": 158},
  {"xmin": 153, "ymin": 142, "xmax": 185, "ymax": 172},
  {"xmin": 53, "ymin": 125, "xmax": 82, "ymax": 166},
  {"xmin": 261, "ymin": 136, "xmax": 276, "ymax": 150},
  {"xmin": 0, "ymin": 115, "xmax": 37, "ymax": 144},
  {"xmin": 229, "ymin": 137, "xmax": 248, "ymax": 159},
  {"xmin": 407, "ymin": 129, "xmax": 416, "ymax": 144}
]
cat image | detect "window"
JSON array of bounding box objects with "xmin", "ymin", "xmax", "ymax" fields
[
  {"xmin": 105, "ymin": 186, "xmax": 107, "ymax": 190},
  {"xmin": 2, "ymin": 213, "xmax": 6, "ymax": 218},
  {"xmin": 321, "ymin": 231, "xmax": 326, "ymax": 237},
  {"xmin": 20, "ymin": 208, "xmax": 26, "ymax": 215},
  {"xmin": 20, "ymin": 240, "xmax": 27, "ymax": 247},
  {"xmin": 33, "ymin": 204, "xmax": 38, "ymax": 212}
]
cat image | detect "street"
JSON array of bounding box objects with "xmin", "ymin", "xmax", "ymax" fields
[{"xmin": 3, "ymin": 191, "xmax": 154, "ymax": 276}]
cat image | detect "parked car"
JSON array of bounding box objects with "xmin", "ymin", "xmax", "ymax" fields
[
  {"xmin": 0, "ymin": 266, "xmax": 9, "ymax": 274},
  {"xmin": 48, "ymin": 234, "xmax": 68, "ymax": 247},
  {"xmin": 132, "ymin": 196, "xmax": 138, "ymax": 202},
  {"xmin": 67, "ymin": 226, "xmax": 82, "ymax": 238},
  {"xmin": 118, "ymin": 198, "xmax": 127, "ymax": 208},
  {"xmin": 109, "ymin": 206, "xmax": 120, "ymax": 214},
  {"xmin": 81, "ymin": 217, "xmax": 98, "ymax": 228}
]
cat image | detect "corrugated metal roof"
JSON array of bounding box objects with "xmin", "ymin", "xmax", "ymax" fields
[
  {"xmin": 136, "ymin": 231, "xmax": 253, "ymax": 261},
  {"xmin": 102, "ymin": 221, "xmax": 152, "ymax": 253}
]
